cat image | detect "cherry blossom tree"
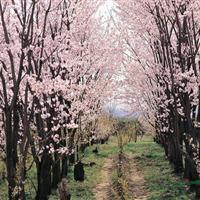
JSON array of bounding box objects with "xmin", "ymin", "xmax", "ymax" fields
[
  {"xmin": 0, "ymin": 0, "xmax": 116, "ymax": 199},
  {"xmin": 116, "ymin": 0, "xmax": 200, "ymax": 198}
]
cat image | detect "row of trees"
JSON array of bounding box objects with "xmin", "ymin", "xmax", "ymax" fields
[
  {"xmin": 0, "ymin": 0, "xmax": 116, "ymax": 199},
  {"xmin": 117, "ymin": 0, "xmax": 200, "ymax": 198}
]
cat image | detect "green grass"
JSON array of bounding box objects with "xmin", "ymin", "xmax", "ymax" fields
[
  {"xmin": 0, "ymin": 136, "xmax": 196, "ymax": 200},
  {"xmin": 124, "ymin": 136, "xmax": 195, "ymax": 200},
  {"xmin": 0, "ymin": 137, "xmax": 119, "ymax": 200}
]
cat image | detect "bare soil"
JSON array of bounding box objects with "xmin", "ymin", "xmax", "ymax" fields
[
  {"xmin": 94, "ymin": 154, "xmax": 149, "ymax": 200},
  {"xmin": 94, "ymin": 157, "xmax": 114, "ymax": 200}
]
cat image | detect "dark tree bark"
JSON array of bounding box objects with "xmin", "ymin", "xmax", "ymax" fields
[
  {"xmin": 35, "ymin": 153, "xmax": 52, "ymax": 200},
  {"xmin": 52, "ymin": 152, "xmax": 61, "ymax": 189}
]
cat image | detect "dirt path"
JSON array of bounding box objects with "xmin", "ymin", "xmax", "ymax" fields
[
  {"xmin": 126, "ymin": 154, "xmax": 148, "ymax": 200},
  {"xmin": 94, "ymin": 154, "xmax": 148, "ymax": 200},
  {"xmin": 94, "ymin": 157, "xmax": 114, "ymax": 200}
]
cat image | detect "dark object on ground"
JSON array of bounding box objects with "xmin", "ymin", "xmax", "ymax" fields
[
  {"xmin": 100, "ymin": 138, "xmax": 108, "ymax": 144},
  {"xmin": 92, "ymin": 147, "xmax": 98, "ymax": 154},
  {"xmin": 89, "ymin": 162, "xmax": 96, "ymax": 167},
  {"xmin": 84, "ymin": 162, "xmax": 97, "ymax": 167},
  {"xmin": 58, "ymin": 179, "xmax": 71, "ymax": 200},
  {"xmin": 74, "ymin": 161, "xmax": 84, "ymax": 182}
]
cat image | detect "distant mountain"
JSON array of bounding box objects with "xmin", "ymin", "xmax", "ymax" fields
[{"xmin": 107, "ymin": 106, "xmax": 140, "ymax": 119}]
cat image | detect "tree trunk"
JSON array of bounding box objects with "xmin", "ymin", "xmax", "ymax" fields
[
  {"xmin": 18, "ymin": 156, "xmax": 26, "ymax": 200},
  {"xmin": 61, "ymin": 156, "xmax": 68, "ymax": 178},
  {"xmin": 6, "ymin": 108, "xmax": 18, "ymax": 200},
  {"xmin": 35, "ymin": 154, "xmax": 52, "ymax": 200},
  {"xmin": 52, "ymin": 152, "xmax": 61, "ymax": 189},
  {"xmin": 68, "ymin": 129, "xmax": 76, "ymax": 165},
  {"xmin": 58, "ymin": 179, "xmax": 71, "ymax": 200}
]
